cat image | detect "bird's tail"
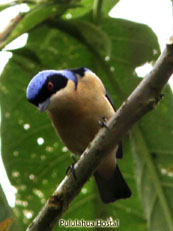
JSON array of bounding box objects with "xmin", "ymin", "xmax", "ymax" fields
[{"xmin": 94, "ymin": 165, "xmax": 131, "ymax": 203}]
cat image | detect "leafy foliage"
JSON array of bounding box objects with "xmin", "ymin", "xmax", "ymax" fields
[{"xmin": 0, "ymin": 0, "xmax": 173, "ymax": 231}]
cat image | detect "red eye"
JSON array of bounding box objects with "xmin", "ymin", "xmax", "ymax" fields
[{"xmin": 48, "ymin": 81, "xmax": 54, "ymax": 91}]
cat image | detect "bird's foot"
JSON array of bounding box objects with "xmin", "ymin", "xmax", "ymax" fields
[
  {"xmin": 66, "ymin": 163, "xmax": 77, "ymax": 180},
  {"xmin": 98, "ymin": 116, "xmax": 109, "ymax": 129},
  {"xmin": 66, "ymin": 154, "xmax": 78, "ymax": 180}
]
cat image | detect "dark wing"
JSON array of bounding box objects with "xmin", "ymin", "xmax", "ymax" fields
[
  {"xmin": 105, "ymin": 91, "xmax": 116, "ymax": 111},
  {"xmin": 105, "ymin": 91, "xmax": 123, "ymax": 159},
  {"xmin": 116, "ymin": 143, "xmax": 123, "ymax": 159}
]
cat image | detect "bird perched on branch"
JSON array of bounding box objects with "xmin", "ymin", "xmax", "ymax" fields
[{"xmin": 26, "ymin": 67, "xmax": 131, "ymax": 203}]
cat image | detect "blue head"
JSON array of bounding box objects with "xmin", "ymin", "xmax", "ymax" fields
[{"xmin": 26, "ymin": 68, "xmax": 89, "ymax": 111}]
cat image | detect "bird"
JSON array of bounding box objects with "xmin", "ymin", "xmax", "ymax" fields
[{"xmin": 26, "ymin": 67, "xmax": 131, "ymax": 203}]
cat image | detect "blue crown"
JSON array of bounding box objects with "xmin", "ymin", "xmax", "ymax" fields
[{"xmin": 26, "ymin": 70, "xmax": 77, "ymax": 100}]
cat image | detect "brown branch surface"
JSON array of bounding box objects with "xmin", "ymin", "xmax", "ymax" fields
[
  {"xmin": 26, "ymin": 38, "xmax": 173, "ymax": 231},
  {"xmin": 0, "ymin": 15, "xmax": 22, "ymax": 48}
]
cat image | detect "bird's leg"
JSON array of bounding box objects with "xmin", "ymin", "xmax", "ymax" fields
[
  {"xmin": 66, "ymin": 154, "xmax": 79, "ymax": 180},
  {"xmin": 98, "ymin": 116, "xmax": 109, "ymax": 129}
]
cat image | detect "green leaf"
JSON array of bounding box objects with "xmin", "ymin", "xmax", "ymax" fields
[
  {"xmin": 62, "ymin": 0, "xmax": 93, "ymax": 19},
  {"xmin": 130, "ymin": 86, "xmax": 173, "ymax": 231},
  {"xmin": 103, "ymin": 18, "xmax": 160, "ymax": 99},
  {"xmin": 102, "ymin": 0, "xmax": 120, "ymax": 14},
  {"xmin": 51, "ymin": 18, "xmax": 112, "ymax": 57},
  {"xmin": 0, "ymin": 2, "xmax": 77, "ymax": 49},
  {"xmin": 74, "ymin": 21, "xmax": 111, "ymax": 56},
  {"xmin": 92, "ymin": 0, "xmax": 119, "ymax": 24}
]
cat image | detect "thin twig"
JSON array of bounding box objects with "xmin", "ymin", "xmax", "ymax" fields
[
  {"xmin": 0, "ymin": 14, "xmax": 22, "ymax": 48},
  {"xmin": 27, "ymin": 37, "xmax": 173, "ymax": 231}
]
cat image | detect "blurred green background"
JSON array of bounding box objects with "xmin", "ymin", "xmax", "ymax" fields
[{"xmin": 0, "ymin": 1, "xmax": 173, "ymax": 231}]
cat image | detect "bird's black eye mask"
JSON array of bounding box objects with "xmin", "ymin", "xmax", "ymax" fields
[{"xmin": 29, "ymin": 74, "xmax": 68, "ymax": 107}]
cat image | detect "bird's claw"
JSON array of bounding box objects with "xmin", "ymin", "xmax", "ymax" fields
[
  {"xmin": 66, "ymin": 154, "xmax": 78, "ymax": 180},
  {"xmin": 98, "ymin": 116, "xmax": 109, "ymax": 129},
  {"xmin": 66, "ymin": 163, "xmax": 77, "ymax": 180}
]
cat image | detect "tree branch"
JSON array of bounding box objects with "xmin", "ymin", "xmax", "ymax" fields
[
  {"xmin": 26, "ymin": 37, "xmax": 173, "ymax": 231},
  {"xmin": 0, "ymin": 14, "xmax": 22, "ymax": 48}
]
